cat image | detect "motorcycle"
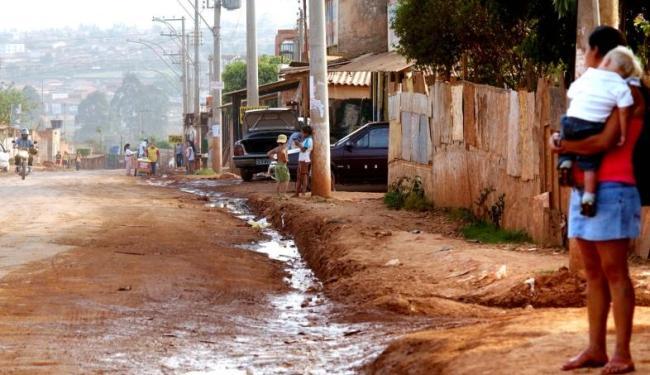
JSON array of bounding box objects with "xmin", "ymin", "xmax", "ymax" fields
[{"xmin": 12, "ymin": 141, "xmax": 37, "ymax": 180}]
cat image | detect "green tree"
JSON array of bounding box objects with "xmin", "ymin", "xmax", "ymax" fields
[
  {"xmin": 110, "ymin": 73, "xmax": 170, "ymax": 142},
  {"xmin": 0, "ymin": 88, "xmax": 31, "ymax": 126},
  {"xmin": 21, "ymin": 85, "xmax": 44, "ymax": 127},
  {"xmin": 222, "ymin": 55, "xmax": 282, "ymax": 94},
  {"xmin": 75, "ymin": 91, "xmax": 112, "ymax": 143},
  {"xmin": 393, "ymin": 0, "xmax": 576, "ymax": 88}
]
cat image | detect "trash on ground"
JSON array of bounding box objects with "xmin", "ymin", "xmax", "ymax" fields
[
  {"xmin": 248, "ymin": 218, "xmax": 271, "ymax": 230},
  {"xmin": 524, "ymin": 277, "xmax": 536, "ymax": 292},
  {"xmin": 495, "ymin": 265, "xmax": 507, "ymax": 280},
  {"xmin": 385, "ymin": 259, "xmax": 401, "ymax": 267}
]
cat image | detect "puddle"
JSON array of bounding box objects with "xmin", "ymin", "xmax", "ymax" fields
[{"xmin": 146, "ymin": 178, "xmax": 427, "ymax": 374}]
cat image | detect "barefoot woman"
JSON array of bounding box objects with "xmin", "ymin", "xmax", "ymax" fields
[{"xmin": 551, "ymin": 26, "xmax": 646, "ymax": 374}]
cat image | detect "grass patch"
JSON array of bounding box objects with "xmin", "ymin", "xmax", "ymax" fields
[
  {"xmin": 461, "ymin": 221, "xmax": 531, "ymax": 244},
  {"xmin": 384, "ymin": 191, "xmax": 403, "ymax": 210},
  {"xmin": 194, "ymin": 168, "xmax": 216, "ymax": 176}
]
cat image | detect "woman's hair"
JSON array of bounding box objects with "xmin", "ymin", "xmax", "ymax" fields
[
  {"xmin": 589, "ymin": 26, "xmax": 627, "ymax": 57},
  {"xmin": 302, "ymin": 125, "xmax": 313, "ymax": 136},
  {"xmin": 603, "ymin": 46, "xmax": 644, "ymax": 78},
  {"xmin": 124, "ymin": 143, "xmax": 130, "ymax": 151}
]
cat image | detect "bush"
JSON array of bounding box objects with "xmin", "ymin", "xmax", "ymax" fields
[
  {"xmin": 384, "ymin": 191, "xmax": 404, "ymax": 210},
  {"xmin": 384, "ymin": 176, "xmax": 433, "ymax": 211}
]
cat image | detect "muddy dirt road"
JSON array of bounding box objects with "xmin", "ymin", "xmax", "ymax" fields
[{"xmin": 0, "ymin": 171, "xmax": 426, "ymax": 374}]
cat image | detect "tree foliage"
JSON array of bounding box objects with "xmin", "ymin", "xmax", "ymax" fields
[
  {"xmin": 223, "ymin": 55, "xmax": 283, "ymax": 94},
  {"xmin": 110, "ymin": 73, "xmax": 170, "ymax": 142},
  {"xmin": 0, "ymin": 87, "xmax": 36, "ymax": 127},
  {"xmin": 75, "ymin": 91, "xmax": 112, "ymax": 142},
  {"xmin": 393, "ymin": 0, "xmax": 576, "ymax": 88}
]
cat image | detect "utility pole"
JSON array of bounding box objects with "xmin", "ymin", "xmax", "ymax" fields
[
  {"xmin": 181, "ymin": 17, "xmax": 188, "ymax": 116},
  {"xmin": 194, "ymin": 0, "xmax": 202, "ymax": 167},
  {"xmin": 246, "ymin": 0, "xmax": 259, "ymax": 107},
  {"xmin": 302, "ymin": 0, "xmax": 309, "ymax": 62},
  {"xmin": 308, "ymin": 0, "xmax": 331, "ymax": 198},
  {"xmin": 211, "ymin": 1, "xmax": 223, "ymax": 173},
  {"xmin": 574, "ymin": 0, "xmax": 619, "ymax": 77}
]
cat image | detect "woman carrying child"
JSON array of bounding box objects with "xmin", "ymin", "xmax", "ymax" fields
[{"xmin": 550, "ymin": 26, "xmax": 647, "ymax": 374}]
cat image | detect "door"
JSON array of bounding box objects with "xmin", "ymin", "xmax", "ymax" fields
[{"xmin": 340, "ymin": 126, "xmax": 388, "ymax": 184}]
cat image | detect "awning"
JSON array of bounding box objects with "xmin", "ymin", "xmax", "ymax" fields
[
  {"xmin": 330, "ymin": 51, "xmax": 413, "ymax": 73},
  {"xmin": 328, "ymin": 71, "xmax": 371, "ymax": 87},
  {"xmin": 223, "ymin": 79, "xmax": 301, "ymax": 98}
]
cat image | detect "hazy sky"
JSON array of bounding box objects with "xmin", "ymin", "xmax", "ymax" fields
[{"xmin": 0, "ymin": 0, "xmax": 299, "ymax": 31}]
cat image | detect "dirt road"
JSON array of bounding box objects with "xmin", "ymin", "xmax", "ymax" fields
[{"xmin": 0, "ymin": 171, "xmax": 429, "ymax": 374}]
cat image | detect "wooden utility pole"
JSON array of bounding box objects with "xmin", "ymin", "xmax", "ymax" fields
[
  {"xmin": 308, "ymin": 0, "xmax": 332, "ymax": 198},
  {"xmin": 569, "ymin": 0, "xmax": 620, "ymax": 273}
]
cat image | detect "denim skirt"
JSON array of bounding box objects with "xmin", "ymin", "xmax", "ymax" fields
[{"xmin": 568, "ymin": 182, "xmax": 642, "ymax": 241}]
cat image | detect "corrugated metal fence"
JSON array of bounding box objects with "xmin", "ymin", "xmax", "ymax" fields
[{"xmin": 388, "ymin": 80, "xmax": 571, "ymax": 247}]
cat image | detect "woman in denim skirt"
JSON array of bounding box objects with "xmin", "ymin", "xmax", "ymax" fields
[{"xmin": 551, "ymin": 26, "xmax": 646, "ymax": 375}]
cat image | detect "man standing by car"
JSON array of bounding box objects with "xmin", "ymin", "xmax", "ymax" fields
[{"xmin": 294, "ymin": 126, "xmax": 313, "ymax": 197}]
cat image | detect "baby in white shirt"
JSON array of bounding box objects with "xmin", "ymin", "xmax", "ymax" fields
[{"xmin": 558, "ymin": 46, "xmax": 643, "ymax": 216}]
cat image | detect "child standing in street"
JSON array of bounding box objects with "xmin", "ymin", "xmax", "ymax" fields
[
  {"xmin": 556, "ymin": 46, "xmax": 643, "ymax": 216},
  {"xmin": 267, "ymin": 134, "xmax": 290, "ymax": 199},
  {"xmin": 294, "ymin": 126, "xmax": 313, "ymax": 197}
]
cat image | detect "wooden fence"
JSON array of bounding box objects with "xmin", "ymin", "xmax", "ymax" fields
[
  {"xmin": 389, "ymin": 79, "xmax": 650, "ymax": 255},
  {"xmin": 388, "ymin": 79, "xmax": 579, "ymax": 247}
]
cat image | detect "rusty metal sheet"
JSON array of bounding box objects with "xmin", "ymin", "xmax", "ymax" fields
[{"xmin": 401, "ymin": 111, "xmax": 412, "ymax": 161}]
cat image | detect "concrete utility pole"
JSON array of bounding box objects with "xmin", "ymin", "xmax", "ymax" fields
[
  {"xmin": 308, "ymin": 0, "xmax": 332, "ymax": 198},
  {"xmin": 569, "ymin": 0, "xmax": 619, "ymax": 273},
  {"xmin": 246, "ymin": 0, "xmax": 259, "ymax": 106},
  {"xmin": 211, "ymin": 1, "xmax": 223, "ymax": 173},
  {"xmin": 194, "ymin": 0, "xmax": 202, "ymax": 166},
  {"xmin": 574, "ymin": 0, "xmax": 619, "ymax": 77},
  {"xmin": 181, "ymin": 17, "xmax": 188, "ymax": 116}
]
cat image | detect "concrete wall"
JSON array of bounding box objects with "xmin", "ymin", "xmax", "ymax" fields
[{"xmin": 331, "ymin": 0, "xmax": 388, "ymax": 58}]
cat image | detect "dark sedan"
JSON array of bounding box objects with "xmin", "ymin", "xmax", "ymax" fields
[{"xmin": 287, "ymin": 122, "xmax": 389, "ymax": 185}]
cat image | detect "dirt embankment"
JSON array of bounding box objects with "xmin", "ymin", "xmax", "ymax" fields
[
  {"xmin": 246, "ymin": 191, "xmax": 650, "ymax": 374},
  {"xmin": 248, "ymin": 193, "xmax": 584, "ymax": 314}
]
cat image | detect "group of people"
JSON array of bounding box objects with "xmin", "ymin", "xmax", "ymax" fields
[
  {"xmin": 123, "ymin": 139, "xmax": 197, "ymax": 177},
  {"xmin": 552, "ymin": 26, "xmax": 647, "ymax": 374},
  {"xmin": 267, "ymin": 125, "xmax": 313, "ymax": 199},
  {"xmin": 124, "ymin": 139, "xmax": 159, "ymax": 177},
  {"xmin": 54, "ymin": 151, "xmax": 80, "ymax": 170}
]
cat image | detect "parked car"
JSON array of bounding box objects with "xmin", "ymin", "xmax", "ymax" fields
[
  {"xmin": 287, "ymin": 122, "xmax": 389, "ymax": 185},
  {"xmin": 233, "ymin": 108, "xmax": 301, "ymax": 181},
  {"xmin": 0, "ymin": 143, "xmax": 10, "ymax": 172}
]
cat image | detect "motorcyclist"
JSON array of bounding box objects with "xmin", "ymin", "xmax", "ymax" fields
[{"xmin": 14, "ymin": 128, "xmax": 36, "ymax": 172}]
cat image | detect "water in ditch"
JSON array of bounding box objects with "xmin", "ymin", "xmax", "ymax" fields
[{"xmin": 149, "ymin": 179, "xmax": 429, "ymax": 374}]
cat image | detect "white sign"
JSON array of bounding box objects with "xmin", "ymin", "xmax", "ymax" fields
[
  {"xmin": 212, "ymin": 125, "xmax": 222, "ymax": 137},
  {"xmin": 211, "ymin": 81, "xmax": 225, "ymax": 90}
]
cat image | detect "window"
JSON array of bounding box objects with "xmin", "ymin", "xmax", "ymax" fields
[
  {"xmin": 355, "ymin": 133, "xmax": 369, "ymax": 148},
  {"xmin": 368, "ymin": 128, "xmax": 389, "ymax": 148}
]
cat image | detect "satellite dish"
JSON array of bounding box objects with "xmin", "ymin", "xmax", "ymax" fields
[{"xmin": 222, "ymin": 0, "xmax": 241, "ymax": 10}]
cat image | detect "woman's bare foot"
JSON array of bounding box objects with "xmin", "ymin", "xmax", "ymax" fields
[
  {"xmin": 562, "ymin": 350, "xmax": 608, "ymax": 371},
  {"xmin": 602, "ymin": 357, "xmax": 635, "ymax": 374}
]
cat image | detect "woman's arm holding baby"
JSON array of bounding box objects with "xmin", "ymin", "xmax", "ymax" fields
[{"xmin": 550, "ymin": 108, "xmax": 621, "ymax": 155}]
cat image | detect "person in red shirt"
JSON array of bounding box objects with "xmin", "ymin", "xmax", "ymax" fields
[{"xmin": 551, "ymin": 26, "xmax": 646, "ymax": 375}]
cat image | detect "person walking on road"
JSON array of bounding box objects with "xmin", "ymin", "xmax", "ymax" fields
[
  {"xmin": 267, "ymin": 134, "xmax": 290, "ymax": 199},
  {"xmin": 175, "ymin": 143, "xmax": 183, "ymax": 168},
  {"xmin": 550, "ymin": 26, "xmax": 646, "ymax": 375},
  {"xmin": 147, "ymin": 142, "xmax": 160, "ymax": 177},
  {"xmin": 185, "ymin": 141, "xmax": 195, "ymax": 175},
  {"xmin": 293, "ymin": 126, "xmax": 313, "ymax": 197},
  {"xmin": 124, "ymin": 144, "xmax": 135, "ymax": 176},
  {"xmin": 75, "ymin": 152, "xmax": 82, "ymax": 171}
]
